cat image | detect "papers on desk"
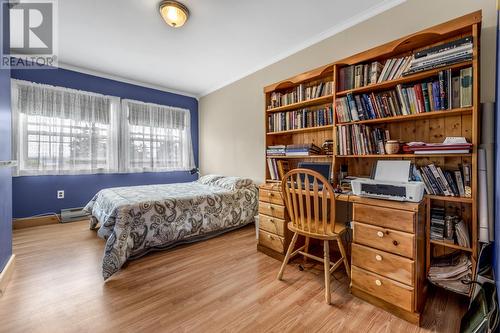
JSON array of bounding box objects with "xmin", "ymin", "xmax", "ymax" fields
[{"xmin": 428, "ymin": 252, "xmax": 472, "ymax": 295}]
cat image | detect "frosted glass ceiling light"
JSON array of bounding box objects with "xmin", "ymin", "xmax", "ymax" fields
[{"xmin": 159, "ymin": 1, "xmax": 189, "ymax": 28}]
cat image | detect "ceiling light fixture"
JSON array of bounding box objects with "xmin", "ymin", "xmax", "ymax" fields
[{"xmin": 159, "ymin": 1, "xmax": 190, "ymax": 28}]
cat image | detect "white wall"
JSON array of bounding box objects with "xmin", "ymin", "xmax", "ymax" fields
[{"xmin": 199, "ymin": 0, "xmax": 497, "ymax": 182}]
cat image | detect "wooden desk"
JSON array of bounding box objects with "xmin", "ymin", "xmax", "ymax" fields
[{"xmin": 257, "ymin": 184, "xmax": 427, "ymax": 325}]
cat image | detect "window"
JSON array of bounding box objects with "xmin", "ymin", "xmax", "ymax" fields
[
  {"xmin": 12, "ymin": 80, "xmax": 120, "ymax": 176},
  {"xmin": 121, "ymin": 99, "xmax": 195, "ymax": 172},
  {"xmin": 11, "ymin": 80, "xmax": 195, "ymax": 176}
]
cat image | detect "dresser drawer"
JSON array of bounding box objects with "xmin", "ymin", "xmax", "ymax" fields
[
  {"xmin": 351, "ymin": 266, "xmax": 414, "ymax": 312},
  {"xmin": 258, "ymin": 229, "xmax": 284, "ymax": 253},
  {"xmin": 353, "ymin": 222, "xmax": 415, "ymax": 259},
  {"xmin": 353, "ymin": 203, "xmax": 415, "ymax": 233},
  {"xmin": 352, "ymin": 243, "xmax": 414, "ymax": 286},
  {"xmin": 259, "ymin": 202, "xmax": 286, "ymax": 219},
  {"xmin": 259, "ymin": 214, "xmax": 286, "ymax": 236},
  {"xmin": 259, "ymin": 188, "xmax": 284, "ymax": 205}
]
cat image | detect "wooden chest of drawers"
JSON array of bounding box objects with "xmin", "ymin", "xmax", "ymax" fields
[
  {"xmin": 350, "ymin": 199, "xmax": 427, "ymax": 325},
  {"xmin": 257, "ymin": 183, "xmax": 292, "ymax": 260}
]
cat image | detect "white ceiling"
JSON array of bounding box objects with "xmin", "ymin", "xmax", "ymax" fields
[{"xmin": 58, "ymin": 0, "xmax": 405, "ymax": 98}]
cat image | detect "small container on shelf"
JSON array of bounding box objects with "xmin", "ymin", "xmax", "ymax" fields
[{"xmin": 385, "ymin": 140, "xmax": 400, "ymax": 154}]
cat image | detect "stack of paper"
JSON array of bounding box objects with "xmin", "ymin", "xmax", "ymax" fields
[{"xmin": 428, "ymin": 253, "xmax": 472, "ymax": 294}]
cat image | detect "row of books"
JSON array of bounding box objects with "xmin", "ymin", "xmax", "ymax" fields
[
  {"xmin": 430, "ymin": 208, "xmax": 471, "ymax": 248},
  {"xmin": 335, "ymin": 67, "xmax": 473, "ymax": 123},
  {"xmin": 266, "ymin": 144, "xmax": 322, "ymax": 156},
  {"xmin": 405, "ymin": 36, "xmax": 473, "ymax": 75},
  {"xmin": 337, "ymin": 36, "xmax": 472, "ymax": 92},
  {"xmin": 337, "ymin": 55, "xmax": 412, "ymax": 91},
  {"xmin": 267, "ymin": 106, "xmax": 333, "ymax": 133},
  {"xmin": 428, "ymin": 252, "xmax": 472, "ymax": 295},
  {"xmin": 285, "ymin": 143, "xmax": 322, "ymax": 156},
  {"xmin": 336, "ymin": 124, "xmax": 389, "ymax": 156},
  {"xmin": 430, "ymin": 207, "xmax": 446, "ymax": 240},
  {"xmin": 266, "ymin": 145, "xmax": 286, "ymax": 156},
  {"xmin": 267, "ymin": 159, "xmax": 289, "ymax": 181},
  {"xmin": 267, "ymin": 81, "xmax": 333, "ymax": 109},
  {"xmin": 412, "ymin": 163, "xmax": 472, "ymax": 197}
]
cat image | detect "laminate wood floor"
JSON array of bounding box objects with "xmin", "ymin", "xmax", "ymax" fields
[{"xmin": 0, "ymin": 221, "xmax": 467, "ymax": 333}]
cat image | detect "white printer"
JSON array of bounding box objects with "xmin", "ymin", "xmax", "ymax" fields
[{"xmin": 351, "ymin": 160, "xmax": 425, "ymax": 203}]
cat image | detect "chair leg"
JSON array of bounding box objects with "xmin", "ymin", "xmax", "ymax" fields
[
  {"xmin": 303, "ymin": 237, "xmax": 310, "ymax": 264},
  {"xmin": 277, "ymin": 232, "xmax": 299, "ymax": 280},
  {"xmin": 323, "ymin": 240, "xmax": 331, "ymax": 305},
  {"xmin": 337, "ymin": 237, "xmax": 350, "ymax": 279}
]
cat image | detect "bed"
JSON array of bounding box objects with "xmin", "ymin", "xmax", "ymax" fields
[{"xmin": 83, "ymin": 175, "xmax": 258, "ymax": 280}]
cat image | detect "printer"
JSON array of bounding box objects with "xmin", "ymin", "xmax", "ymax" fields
[{"xmin": 351, "ymin": 160, "xmax": 425, "ymax": 203}]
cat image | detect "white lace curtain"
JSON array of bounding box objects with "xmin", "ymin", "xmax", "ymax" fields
[
  {"xmin": 11, "ymin": 80, "xmax": 120, "ymax": 176},
  {"xmin": 121, "ymin": 99, "xmax": 195, "ymax": 172},
  {"xmin": 11, "ymin": 80, "xmax": 195, "ymax": 176}
]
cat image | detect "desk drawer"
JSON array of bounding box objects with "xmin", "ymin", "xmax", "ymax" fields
[
  {"xmin": 352, "ymin": 243, "xmax": 414, "ymax": 286},
  {"xmin": 353, "ymin": 222, "xmax": 415, "ymax": 259},
  {"xmin": 351, "ymin": 266, "xmax": 414, "ymax": 312},
  {"xmin": 259, "ymin": 214, "xmax": 286, "ymax": 236},
  {"xmin": 258, "ymin": 229, "xmax": 284, "ymax": 253},
  {"xmin": 353, "ymin": 204, "xmax": 415, "ymax": 233},
  {"xmin": 259, "ymin": 202, "xmax": 286, "ymax": 219},
  {"xmin": 259, "ymin": 189, "xmax": 284, "ymax": 205}
]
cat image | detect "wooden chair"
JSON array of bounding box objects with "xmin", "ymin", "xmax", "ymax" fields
[{"xmin": 277, "ymin": 168, "xmax": 350, "ymax": 304}]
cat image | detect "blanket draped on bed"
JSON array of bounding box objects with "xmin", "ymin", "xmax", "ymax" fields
[{"xmin": 84, "ymin": 181, "xmax": 258, "ymax": 280}]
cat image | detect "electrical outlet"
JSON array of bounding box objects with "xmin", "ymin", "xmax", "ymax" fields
[{"xmin": 57, "ymin": 190, "xmax": 65, "ymax": 199}]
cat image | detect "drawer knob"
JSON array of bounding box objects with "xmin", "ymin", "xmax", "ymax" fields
[
  {"xmin": 268, "ymin": 193, "xmax": 274, "ymax": 197},
  {"xmin": 375, "ymin": 279, "xmax": 382, "ymax": 286},
  {"xmin": 268, "ymin": 234, "xmax": 273, "ymax": 240},
  {"xmin": 269, "ymin": 219, "xmax": 274, "ymax": 223},
  {"xmin": 393, "ymin": 240, "xmax": 399, "ymax": 246},
  {"xmin": 376, "ymin": 231, "xmax": 384, "ymax": 238},
  {"xmin": 268, "ymin": 205, "xmax": 274, "ymax": 210},
  {"xmin": 375, "ymin": 255, "xmax": 382, "ymax": 261}
]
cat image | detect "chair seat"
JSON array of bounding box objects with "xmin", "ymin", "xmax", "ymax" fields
[{"xmin": 287, "ymin": 221, "xmax": 346, "ymax": 240}]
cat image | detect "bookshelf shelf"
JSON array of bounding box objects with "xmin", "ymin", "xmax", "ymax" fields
[
  {"xmin": 335, "ymin": 60, "xmax": 473, "ymax": 97},
  {"xmin": 429, "ymin": 239, "xmax": 473, "ymax": 252},
  {"xmin": 266, "ymin": 125, "xmax": 333, "ymax": 136},
  {"xmin": 336, "ymin": 153, "xmax": 472, "ymax": 158},
  {"xmin": 266, "ymin": 155, "xmax": 331, "ymax": 159},
  {"xmin": 336, "ymin": 107, "xmax": 473, "ymax": 126},
  {"xmin": 426, "ymin": 194, "xmax": 473, "ymax": 203},
  {"xmin": 266, "ymin": 94, "xmax": 334, "ymax": 113}
]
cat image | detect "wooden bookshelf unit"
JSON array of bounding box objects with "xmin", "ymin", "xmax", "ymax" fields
[{"xmin": 261, "ymin": 11, "xmax": 482, "ymax": 318}]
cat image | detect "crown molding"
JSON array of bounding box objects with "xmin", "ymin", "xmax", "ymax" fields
[
  {"xmin": 199, "ymin": 0, "xmax": 407, "ymax": 97},
  {"xmin": 56, "ymin": 62, "xmax": 199, "ymax": 100}
]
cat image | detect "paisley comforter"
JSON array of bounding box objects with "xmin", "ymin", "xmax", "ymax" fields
[{"xmin": 84, "ymin": 178, "xmax": 258, "ymax": 280}]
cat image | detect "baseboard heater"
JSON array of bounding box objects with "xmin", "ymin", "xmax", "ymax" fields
[{"xmin": 60, "ymin": 207, "xmax": 90, "ymax": 223}]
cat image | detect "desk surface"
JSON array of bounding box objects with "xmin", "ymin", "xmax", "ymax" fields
[{"xmin": 261, "ymin": 183, "xmax": 422, "ymax": 212}]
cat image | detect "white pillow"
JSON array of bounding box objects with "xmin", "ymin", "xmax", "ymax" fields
[{"xmin": 197, "ymin": 174, "xmax": 225, "ymax": 185}]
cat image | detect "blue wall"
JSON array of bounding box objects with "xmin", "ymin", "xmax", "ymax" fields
[
  {"xmin": 495, "ymin": 7, "xmax": 500, "ymax": 303},
  {"xmin": 0, "ymin": 2, "xmax": 12, "ymax": 271},
  {"xmin": 10, "ymin": 67, "xmax": 199, "ymax": 218}
]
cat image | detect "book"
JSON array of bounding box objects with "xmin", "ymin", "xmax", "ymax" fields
[
  {"xmin": 462, "ymin": 163, "xmax": 472, "ymax": 198},
  {"xmin": 276, "ymin": 160, "xmax": 290, "ymax": 180},
  {"xmin": 451, "ymin": 76, "xmax": 461, "ymax": 108},
  {"xmin": 460, "ymin": 67, "xmax": 473, "ymax": 107},
  {"xmin": 454, "ymin": 170, "xmax": 466, "ymax": 197}
]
